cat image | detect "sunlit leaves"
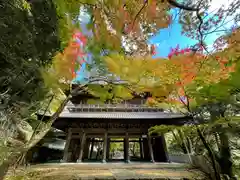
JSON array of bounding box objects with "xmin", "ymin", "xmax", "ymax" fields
[
  {"xmin": 86, "ymin": 84, "xmax": 133, "ymax": 103},
  {"xmin": 53, "ymin": 0, "xmax": 81, "ymax": 48},
  {"xmin": 112, "ymin": 85, "xmax": 133, "ymax": 99},
  {"xmin": 41, "ymin": 30, "xmax": 88, "ymax": 94},
  {"xmin": 22, "ymin": 0, "xmax": 31, "ymax": 10},
  {"xmin": 87, "ymin": 84, "xmax": 113, "ymax": 101},
  {"xmin": 83, "ymin": 0, "xmax": 172, "ymax": 55},
  {"xmin": 105, "ymin": 42, "xmax": 237, "ymax": 112}
]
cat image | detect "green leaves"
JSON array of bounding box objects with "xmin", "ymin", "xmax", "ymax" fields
[
  {"xmin": 113, "ymin": 85, "xmax": 133, "ymax": 99},
  {"xmin": 88, "ymin": 84, "xmax": 113, "ymax": 101},
  {"xmin": 53, "ymin": 0, "xmax": 81, "ymax": 49}
]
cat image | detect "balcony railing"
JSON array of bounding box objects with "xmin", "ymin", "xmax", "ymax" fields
[{"xmin": 66, "ymin": 103, "xmax": 163, "ymax": 113}]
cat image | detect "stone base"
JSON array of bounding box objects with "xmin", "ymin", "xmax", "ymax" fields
[
  {"xmin": 60, "ymin": 159, "xmax": 66, "ymax": 163},
  {"xmin": 150, "ymin": 160, "xmax": 155, "ymax": 163},
  {"xmin": 77, "ymin": 159, "xmax": 82, "ymax": 163}
]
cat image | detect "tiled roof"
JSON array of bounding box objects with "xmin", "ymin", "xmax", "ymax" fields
[
  {"xmin": 38, "ymin": 103, "xmax": 187, "ymax": 120},
  {"xmin": 59, "ymin": 111, "xmax": 185, "ymax": 119}
]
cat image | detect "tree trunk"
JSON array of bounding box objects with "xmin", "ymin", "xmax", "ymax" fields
[
  {"xmin": 0, "ymin": 161, "xmax": 11, "ymax": 180},
  {"xmin": 186, "ymin": 137, "xmax": 193, "ymax": 154},
  {"xmin": 0, "ymin": 82, "xmax": 92, "ymax": 179},
  {"xmin": 210, "ymin": 108, "xmax": 235, "ymax": 179},
  {"xmin": 0, "ymin": 93, "xmax": 72, "ymax": 179},
  {"xmin": 218, "ymin": 132, "xmax": 234, "ymax": 178},
  {"xmin": 172, "ymin": 131, "xmax": 188, "ymax": 154},
  {"xmin": 0, "ymin": 151, "xmax": 22, "ymax": 180},
  {"xmin": 197, "ymin": 127, "xmax": 221, "ymax": 180}
]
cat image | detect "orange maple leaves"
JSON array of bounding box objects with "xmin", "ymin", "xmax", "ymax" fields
[
  {"xmin": 61, "ymin": 30, "xmax": 87, "ymax": 79},
  {"xmin": 165, "ymin": 45, "xmax": 236, "ymax": 104}
]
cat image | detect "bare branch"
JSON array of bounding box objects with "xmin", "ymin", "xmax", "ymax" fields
[{"xmin": 167, "ymin": 0, "xmax": 198, "ymax": 11}]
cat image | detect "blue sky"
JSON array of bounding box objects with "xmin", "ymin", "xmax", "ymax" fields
[
  {"xmin": 149, "ymin": 9, "xmax": 197, "ymax": 58},
  {"xmin": 74, "ymin": 2, "xmax": 238, "ymax": 82},
  {"xmin": 149, "ymin": 8, "xmax": 237, "ymax": 58}
]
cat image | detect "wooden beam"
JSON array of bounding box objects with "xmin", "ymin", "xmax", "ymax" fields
[
  {"xmin": 61, "ymin": 128, "xmax": 72, "ymax": 162},
  {"xmin": 72, "ymin": 134, "xmax": 146, "ymax": 138},
  {"xmin": 148, "ymin": 135, "xmax": 155, "ymax": 163},
  {"xmin": 77, "ymin": 132, "xmax": 86, "ymax": 163},
  {"xmin": 71, "ymin": 128, "xmax": 147, "ymax": 134}
]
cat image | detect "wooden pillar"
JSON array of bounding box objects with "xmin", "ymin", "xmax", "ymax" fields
[
  {"xmin": 83, "ymin": 138, "xmax": 91, "ymax": 159},
  {"xmin": 89, "ymin": 138, "xmax": 95, "ymax": 159},
  {"xmin": 77, "ymin": 132, "xmax": 86, "ymax": 163},
  {"xmin": 102, "ymin": 131, "xmax": 108, "ymax": 163},
  {"xmin": 139, "ymin": 138, "xmax": 143, "ymax": 160},
  {"xmin": 61, "ymin": 128, "xmax": 72, "ymax": 162},
  {"xmin": 161, "ymin": 134, "xmax": 170, "ymax": 162},
  {"xmin": 124, "ymin": 132, "xmax": 130, "ymax": 163},
  {"xmin": 143, "ymin": 138, "xmax": 150, "ymax": 160},
  {"xmin": 106, "ymin": 138, "xmax": 110, "ymax": 160},
  {"xmin": 148, "ymin": 135, "xmax": 155, "ymax": 163}
]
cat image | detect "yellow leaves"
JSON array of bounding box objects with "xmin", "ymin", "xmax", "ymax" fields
[
  {"xmin": 87, "ymin": 84, "xmax": 113, "ymax": 101},
  {"xmin": 106, "ymin": 55, "xmax": 165, "ymax": 85},
  {"xmin": 104, "ymin": 50, "xmax": 236, "ymax": 112},
  {"xmin": 105, "ymin": 54, "xmax": 176, "ymax": 100},
  {"xmin": 113, "ymin": 85, "xmax": 133, "ymax": 99},
  {"xmin": 226, "ymin": 28, "xmax": 240, "ymax": 48},
  {"xmin": 87, "ymin": 99, "xmax": 105, "ymax": 105},
  {"xmin": 54, "ymin": 0, "xmax": 80, "ymax": 48},
  {"xmin": 146, "ymin": 97, "xmax": 158, "ymax": 107},
  {"xmin": 105, "ymin": 55, "xmax": 123, "ymax": 75},
  {"xmin": 48, "ymin": 90, "xmax": 66, "ymax": 113},
  {"xmin": 22, "ymin": 0, "xmax": 31, "ymax": 10},
  {"xmin": 89, "ymin": 0, "xmax": 172, "ymax": 51}
]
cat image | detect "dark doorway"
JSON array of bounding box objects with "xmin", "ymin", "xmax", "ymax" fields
[{"xmin": 152, "ymin": 137, "xmax": 168, "ymax": 162}]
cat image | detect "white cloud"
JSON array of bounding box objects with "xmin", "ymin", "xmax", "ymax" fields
[
  {"xmin": 208, "ymin": 0, "xmax": 239, "ymax": 28},
  {"xmin": 208, "ymin": 0, "xmax": 236, "ymax": 12},
  {"xmin": 78, "ymin": 6, "xmax": 91, "ymax": 23},
  {"xmin": 204, "ymin": 0, "xmax": 240, "ymax": 52}
]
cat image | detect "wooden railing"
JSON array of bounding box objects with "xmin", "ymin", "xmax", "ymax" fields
[{"xmin": 67, "ymin": 103, "xmax": 163, "ymax": 112}]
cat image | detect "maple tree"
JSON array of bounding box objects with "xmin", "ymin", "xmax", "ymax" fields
[
  {"xmin": 1, "ymin": 0, "xmax": 240, "ymax": 179},
  {"xmin": 104, "ymin": 27, "xmax": 240, "ymax": 179}
]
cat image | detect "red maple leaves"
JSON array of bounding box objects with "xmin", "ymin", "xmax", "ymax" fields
[
  {"xmin": 150, "ymin": 44, "xmax": 156, "ymax": 55},
  {"xmin": 167, "ymin": 45, "xmax": 191, "ymax": 59},
  {"xmin": 62, "ymin": 30, "xmax": 87, "ymax": 79}
]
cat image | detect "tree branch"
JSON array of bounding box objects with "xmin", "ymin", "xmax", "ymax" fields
[
  {"xmin": 167, "ymin": 0, "xmax": 198, "ymax": 11},
  {"xmin": 28, "ymin": 95, "xmax": 55, "ymax": 142},
  {"xmin": 167, "ymin": 0, "xmax": 209, "ymax": 53},
  {"xmin": 130, "ymin": 1, "xmax": 148, "ymax": 32}
]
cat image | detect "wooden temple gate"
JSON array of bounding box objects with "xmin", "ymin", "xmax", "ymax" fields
[
  {"xmin": 38, "ymin": 86, "xmax": 189, "ymax": 163},
  {"xmin": 58, "ymin": 119, "xmax": 170, "ymax": 163}
]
